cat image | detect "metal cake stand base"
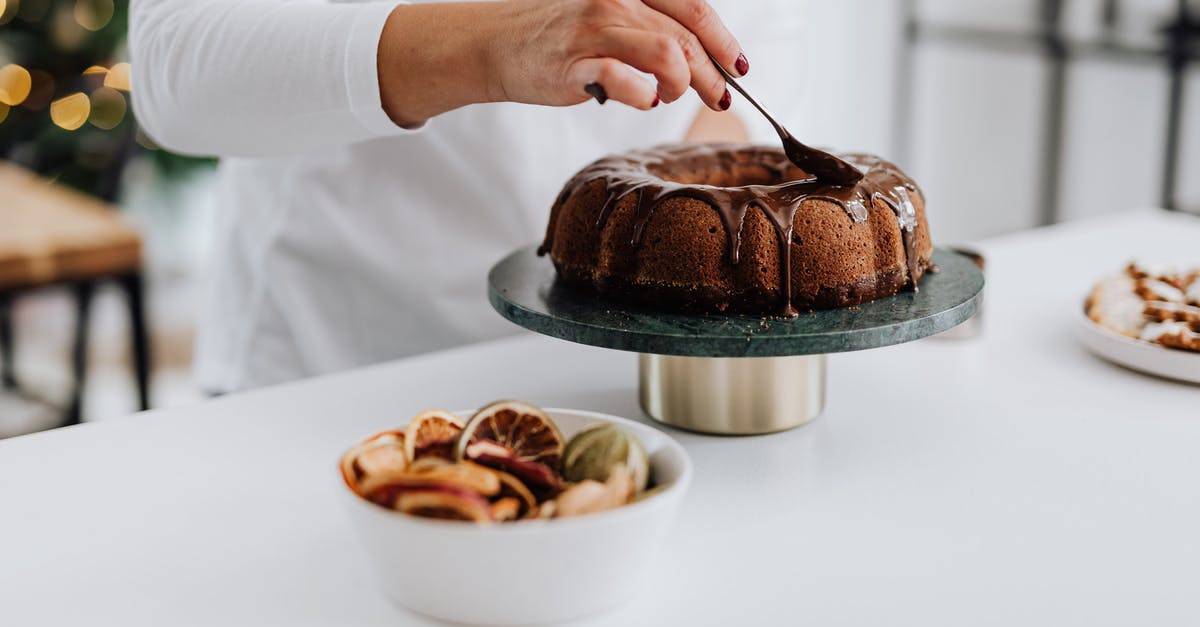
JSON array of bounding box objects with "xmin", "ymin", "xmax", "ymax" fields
[
  {"xmin": 640, "ymin": 353, "xmax": 825, "ymax": 434},
  {"xmin": 489, "ymin": 246, "xmax": 983, "ymax": 435}
]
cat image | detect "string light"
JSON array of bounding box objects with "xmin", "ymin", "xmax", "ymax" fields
[
  {"xmin": 88, "ymin": 86, "xmax": 125, "ymax": 129},
  {"xmin": 0, "ymin": 64, "xmax": 32, "ymax": 106},
  {"xmin": 73, "ymin": 0, "xmax": 112, "ymax": 32},
  {"xmin": 103, "ymin": 62, "xmax": 130, "ymax": 91},
  {"xmin": 50, "ymin": 92, "xmax": 89, "ymax": 130}
]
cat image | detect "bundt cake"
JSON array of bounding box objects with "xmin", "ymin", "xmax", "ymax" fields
[{"xmin": 538, "ymin": 143, "xmax": 933, "ymax": 317}]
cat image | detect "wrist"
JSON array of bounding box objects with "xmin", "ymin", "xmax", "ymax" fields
[{"xmin": 377, "ymin": 3, "xmax": 499, "ymax": 127}]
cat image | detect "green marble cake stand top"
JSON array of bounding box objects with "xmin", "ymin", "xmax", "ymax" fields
[{"xmin": 488, "ymin": 246, "xmax": 984, "ymax": 358}]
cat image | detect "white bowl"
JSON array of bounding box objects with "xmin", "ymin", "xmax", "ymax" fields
[
  {"xmin": 337, "ymin": 408, "xmax": 693, "ymax": 625},
  {"xmin": 1075, "ymin": 308, "xmax": 1200, "ymax": 384}
]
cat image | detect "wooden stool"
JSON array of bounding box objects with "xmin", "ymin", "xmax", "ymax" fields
[{"xmin": 0, "ymin": 161, "xmax": 150, "ymax": 426}]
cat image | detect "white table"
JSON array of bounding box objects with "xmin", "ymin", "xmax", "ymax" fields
[{"xmin": 2, "ymin": 209, "xmax": 1199, "ymax": 626}]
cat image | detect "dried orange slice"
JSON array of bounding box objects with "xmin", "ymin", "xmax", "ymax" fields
[
  {"xmin": 453, "ymin": 401, "xmax": 564, "ymax": 468},
  {"xmin": 340, "ymin": 430, "xmax": 407, "ymax": 493},
  {"xmin": 404, "ymin": 410, "xmax": 464, "ymax": 462}
]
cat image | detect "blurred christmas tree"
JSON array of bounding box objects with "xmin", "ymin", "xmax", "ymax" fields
[{"xmin": 0, "ymin": 0, "xmax": 210, "ymax": 201}]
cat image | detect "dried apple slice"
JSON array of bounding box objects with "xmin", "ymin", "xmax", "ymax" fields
[
  {"xmin": 339, "ymin": 430, "xmax": 407, "ymax": 493},
  {"xmin": 490, "ymin": 497, "xmax": 522, "ymax": 522},
  {"xmin": 492, "ymin": 469, "xmax": 538, "ymax": 517},
  {"xmin": 394, "ymin": 489, "xmax": 493, "ymax": 522},
  {"xmin": 404, "ymin": 410, "xmax": 464, "ymax": 462},
  {"xmin": 410, "ymin": 461, "xmax": 501, "ymax": 497}
]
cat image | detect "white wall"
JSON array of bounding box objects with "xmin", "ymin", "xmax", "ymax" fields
[{"xmin": 784, "ymin": 0, "xmax": 1199, "ymax": 243}]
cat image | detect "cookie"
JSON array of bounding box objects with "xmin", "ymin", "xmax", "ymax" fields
[
  {"xmin": 1135, "ymin": 278, "xmax": 1186, "ymax": 303},
  {"xmin": 1143, "ymin": 301, "xmax": 1200, "ymax": 330},
  {"xmin": 1141, "ymin": 321, "xmax": 1200, "ymax": 352},
  {"xmin": 1086, "ymin": 274, "xmax": 1146, "ymax": 338}
]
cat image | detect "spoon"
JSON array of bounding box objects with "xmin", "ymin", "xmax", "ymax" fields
[{"xmin": 709, "ymin": 55, "xmax": 864, "ymax": 186}]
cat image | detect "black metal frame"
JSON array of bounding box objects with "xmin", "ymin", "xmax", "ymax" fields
[
  {"xmin": 0, "ymin": 272, "xmax": 151, "ymax": 428},
  {"xmin": 897, "ymin": 0, "xmax": 1198, "ymax": 224}
]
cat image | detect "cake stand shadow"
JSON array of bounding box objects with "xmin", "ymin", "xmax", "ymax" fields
[{"xmin": 488, "ymin": 246, "xmax": 984, "ymax": 434}]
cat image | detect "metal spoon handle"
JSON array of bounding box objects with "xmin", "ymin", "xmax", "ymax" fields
[
  {"xmin": 708, "ymin": 54, "xmax": 864, "ymax": 186},
  {"xmin": 709, "ymin": 55, "xmax": 789, "ymax": 139}
]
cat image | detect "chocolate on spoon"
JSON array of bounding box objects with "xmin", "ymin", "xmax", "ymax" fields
[{"xmin": 709, "ymin": 55, "xmax": 864, "ymax": 186}]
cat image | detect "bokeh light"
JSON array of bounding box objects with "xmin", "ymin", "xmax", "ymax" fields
[
  {"xmin": 103, "ymin": 62, "xmax": 130, "ymax": 91},
  {"xmin": 53, "ymin": 3, "xmax": 89, "ymax": 50},
  {"xmin": 0, "ymin": 0, "xmax": 15, "ymax": 26},
  {"xmin": 73, "ymin": 0, "xmax": 113, "ymax": 32},
  {"xmin": 50, "ymin": 92, "xmax": 90, "ymax": 130},
  {"xmin": 0, "ymin": 64, "xmax": 32, "ymax": 106},
  {"xmin": 88, "ymin": 86, "xmax": 125, "ymax": 129},
  {"xmin": 82, "ymin": 65, "xmax": 108, "ymax": 75},
  {"xmin": 0, "ymin": 102, "xmax": 9, "ymax": 125}
]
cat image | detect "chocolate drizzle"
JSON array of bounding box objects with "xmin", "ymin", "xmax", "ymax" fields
[{"xmin": 539, "ymin": 144, "xmax": 924, "ymax": 317}]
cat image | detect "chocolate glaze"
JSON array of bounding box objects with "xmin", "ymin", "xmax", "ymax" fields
[{"xmin": 539, "ymin": 143, "xmax": 924, "ymax": 317}]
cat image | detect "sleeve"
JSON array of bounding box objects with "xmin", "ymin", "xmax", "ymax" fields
[{"xmin": 129, "ymin": 0, "xmax": 410, "ymax": 158}]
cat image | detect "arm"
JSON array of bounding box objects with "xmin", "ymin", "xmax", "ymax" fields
[
  {"xmin": 129, "ymin": 0, "xmax": 407, "ymax": 157},
  {"xmin": 131, "ymin": 0, "xmax": 750, "ymax": 159}
]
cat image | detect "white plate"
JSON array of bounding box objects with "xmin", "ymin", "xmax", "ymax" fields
[{"xmin": 1075, "ymin": 308, "xmax": 1200, "ymax": 384}]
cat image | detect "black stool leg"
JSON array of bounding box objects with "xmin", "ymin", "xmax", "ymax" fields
[
  {"xmin": 118, "ymin": 272, "xmax": 151, "ymax": 411},
  {"xmin": 64, "ymin": 282, "xmax": 95, "ymax": 427},
  {"xmin": 0, "ymin": 293, "xmax": 15, "ymax": 390}
]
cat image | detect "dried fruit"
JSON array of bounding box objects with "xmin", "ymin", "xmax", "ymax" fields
[
  {"xmin": 409, "ymin": 461, "xmax": 502, "ymax": 497},
  {"xmin": 562, "ymin": 424, "xmax": 649, "ymax": 494},
  {"xmin": 555, "ymin": 464, "xmax": 638, "ymax": 518},
  {"xmin": 490, "ymin": 497, "xmax": 522, "ymax": 521},
  {"xmin": 344, "ymin": 401, "xmax": 665, "ymax": 524},
  {"xmin": 465, "ymin": 446, "xmax": 562, "ymax": 497},
  {"xmin": 364, "ymin": 479, "xmax": 484, "ymax": 509},
  {"xmin": 340, "ymin": 430, "xmax": 407, "ymax": 492},
  {"xmin": 394, "ymin": 489, "xmax": 493, "ymax": 522},
  {"xmin": 492, "ymin": 469, "xmax": 538, "ymax": 518},
  {"xmin": 454, "ymin": 400, "xmax": 564, "ymax": 468},
  {"xmin": 404, "ymin": 410, "xmax": 464, "ymax": 462}
]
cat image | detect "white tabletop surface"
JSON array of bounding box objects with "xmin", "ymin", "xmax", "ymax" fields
[{"xmin": 3, "ymin": 208, "xmax": 1199, "ymax": 626}]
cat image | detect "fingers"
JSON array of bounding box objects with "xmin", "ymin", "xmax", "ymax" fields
[
  {"xmin": 568, "ymin": 58, "xmax": 660, "ymax": 110},
  {"xmin": 592, "ymin": 27, "xmax": 691, "ymax": 104},
  {"xmin": 637, "ymin": 8, "xmax": 729, "ymax": 110},
  {"xmin": 641, "ymin": 0, "xmax": 745, "ymax": 76}
]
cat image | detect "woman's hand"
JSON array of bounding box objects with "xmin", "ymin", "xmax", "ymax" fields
[{"xmin": 378, "ymin": 0, "xmax": 748, "ymax": 127}]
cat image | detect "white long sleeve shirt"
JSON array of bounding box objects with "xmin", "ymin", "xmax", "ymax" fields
[{"xmin": 130, "ymin": 0, "xmax": 803, "ymax": 392}]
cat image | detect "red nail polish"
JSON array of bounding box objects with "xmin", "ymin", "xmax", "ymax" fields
[
  {"xmin": 651, "ymin": 95, "xmax": 660, "ymax": 108},
  {"xmin": 718, "ymin": 89, "xmax": 731, "ymax": 111},
  {"xmin": 735, "ymin": 53, "xmax": 749, "ymax": 76}
]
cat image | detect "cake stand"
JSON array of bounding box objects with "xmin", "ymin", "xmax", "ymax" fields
[{"xmin": 488, "ymin": 247, "xmax": 984, "ymax": 434}]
